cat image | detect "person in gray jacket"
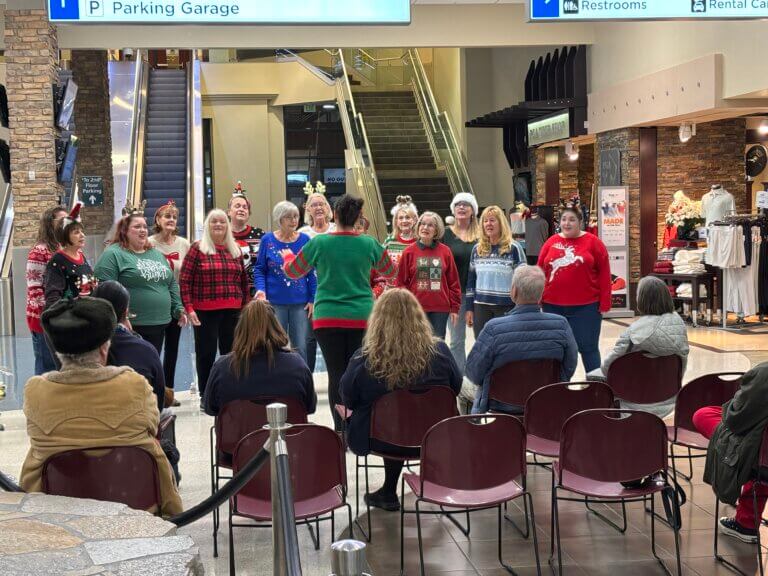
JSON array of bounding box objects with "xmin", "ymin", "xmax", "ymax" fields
[
  {"xmin": 587, "ymin": 276, "xmax": 689, "ymax": 418},
  {"xmin": 465, "ymin": 265, "xmax": 578, "ymax": 413}
]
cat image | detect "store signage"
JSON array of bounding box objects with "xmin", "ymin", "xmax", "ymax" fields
[
  {"xmin": 527, "ymin": 111, "xmax": 570, "ymax": 147},
  {"xmin": 48, "ymin": 0, "xmax": 411, "ymax": 24},
  {"xmin": 529, "ymin": 0, "xmax": 768, "ymax": 21},
  {"xmin": 598, "ymin": 186, "xmax": 632, "ymax": 316},
  {"xmin": 757, "ymin": 190, "xmax": 768, "ymax": 210}
]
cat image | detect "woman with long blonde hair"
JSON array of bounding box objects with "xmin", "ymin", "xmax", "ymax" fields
[
  {"xmin": 340, "ymin": 289, "xmax": 461, "ymax": 511},
  {"xmin": 179, "ymin": 208, "xmax": 250, "ymax": 400},
  {"xmin": 465, "ymin": 205, "xmax": 526, "ymax": 337},
  {"xmin": 202, "ymin": 300, "xmax": 315, "ymax": 417}
]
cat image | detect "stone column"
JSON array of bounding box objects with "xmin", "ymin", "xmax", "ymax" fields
[
  {"xmin": 71, "ymin": 50, "xmax": 115, "ymax": 237},
  {"xmin": 6, "ymin": 8, "xmax": 63, "ymax": 247}
]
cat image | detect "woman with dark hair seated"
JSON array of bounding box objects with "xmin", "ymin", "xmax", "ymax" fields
[
  {"xmin": 340, "ymin": 289, "xmax": 462, "ymax": 511},
  {"xmin": 202, "ymin": 299, "xmax": 316, "ymax": 417}
]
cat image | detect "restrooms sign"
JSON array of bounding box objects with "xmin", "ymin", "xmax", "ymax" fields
[{"xmin": 529, "ymin": 0, "xmax": 768, "ymax": 20}]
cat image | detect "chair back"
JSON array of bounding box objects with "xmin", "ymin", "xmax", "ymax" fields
[
  {"xmin": 489, "ymin": 359, "xmax": 561, "ymax": 408},
  {"xmin": 369, "ymin": 386, "xmax": 458, "ymax": 450},
  {"xmin": 216, "ymin": 397, "xmax": 308, "ymax": 458},
  {"xmin": 673, "ymin": 373, "xmax": 743, "ymax": 433},
  {"xmin": 759, "ymin": 426, "xmax": 768, "ymax": 470},
  {"xmin": 559, "ymin": 409, "xmax": 668, "ymax": 484},
  {"xmin": 42, "ymin": 446, "xmax": 161, "ymax": 511},
  {"xmin": 420, "ymin": 414, "xmax": 526, "ymax": 491},
  {"xmin": 233, "ymin": 424, "xmax": 346, "ymax": 505},
  {"xmin": 606, "ymin": 352, "xmax": 682, "ymax": 404},
  {"xmin": 525, "ymin": 382, "xmax": 614, "ymax": 443}
]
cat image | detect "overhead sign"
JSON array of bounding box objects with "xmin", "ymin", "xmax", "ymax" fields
[
  {"xmin": 80, "ymin": 176, "xmax": 104, "ymax": 207},
  {"xmin": 527, "ymin": 111, "xmax": 570, "ymax": 147},
  {"xmin": 529, "ymin": 0, "xmax": 768, "ymax": 21},
  {"xmin": 49, "ymin": 0, "xmax": 411, "ymax": 24}
]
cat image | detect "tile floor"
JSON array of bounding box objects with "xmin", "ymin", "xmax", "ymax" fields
[{"xmin": 0, "ymin": 319, "xmax": 765, "ymax": 575}]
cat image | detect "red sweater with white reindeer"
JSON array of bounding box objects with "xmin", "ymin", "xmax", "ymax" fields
[{"xmin": 537, "ymin": 233, "xmax": 612, "ymax": 313}]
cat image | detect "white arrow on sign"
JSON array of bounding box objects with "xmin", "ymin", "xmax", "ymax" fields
[{"xmin": 89, "ymin": 195, "xmax": 96, "ymax": 205}]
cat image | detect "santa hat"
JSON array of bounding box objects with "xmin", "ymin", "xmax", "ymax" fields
[
  {"xmin": 450, "ymin": 192, "xmax": 478, "ymax": 216},
  {"xmin": 61, "ymin": 202, "xmax": 82, "ymax": 228},
  {"xmin": 391, "ymin": 195, "xmax": 418, "ymax": 218}
]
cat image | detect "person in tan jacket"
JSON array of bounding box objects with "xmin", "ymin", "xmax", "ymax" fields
[{"xmin": 20, "ymin": 296, "xmax": 182, "ymax": 517}]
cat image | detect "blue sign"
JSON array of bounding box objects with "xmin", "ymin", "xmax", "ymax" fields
[
  {"xmin": 529, "ymin": 0, "xmax": 768, "ymax": 21},
  {"xmin": 49, "ymin": 0, "xmax": 411, "ymax": 24}
]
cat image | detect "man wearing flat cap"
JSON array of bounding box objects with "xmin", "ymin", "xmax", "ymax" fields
[{"xmin": 19, "ymin": 297, "xmax": 182, "ymax": 516}]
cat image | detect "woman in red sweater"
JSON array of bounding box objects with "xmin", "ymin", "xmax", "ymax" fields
[
  {"xmin": 537, "ymin": 206, "xmax": 611, "ymax": 372},
  {"xmin": 180, "ymin": 208, "xmax": 250, "ymax": 398},
  {"xmin": 397, "ymin": 211, "xmax": 461, "ymax": 339}
]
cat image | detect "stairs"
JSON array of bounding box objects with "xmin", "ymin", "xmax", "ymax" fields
[
  {"xmin": 354, "ymin": 91, "xmax": 452, "ymax": 218},
  {"xmin": 142, "ymin": 69, "xmax": 188, "ymax": 236}
]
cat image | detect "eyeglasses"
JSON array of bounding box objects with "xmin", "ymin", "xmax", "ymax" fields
[{"xmin": 454, "ymin": 202, "xmax": 472, "ymax": 208}]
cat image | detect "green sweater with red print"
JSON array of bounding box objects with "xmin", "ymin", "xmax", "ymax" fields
[{"xmin": 283, "ymin": 232, "xmax": 395, "ymax": 329}]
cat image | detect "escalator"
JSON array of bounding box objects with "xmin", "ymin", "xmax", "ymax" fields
[{"xmin": 142, "ymin": 69, "xmax": 189, "ymax": 235}]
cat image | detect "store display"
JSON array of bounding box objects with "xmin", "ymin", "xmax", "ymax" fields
[
  {"xmin": 665, "ymin": 190, "xmax": 703, "ymax": 244},
  {"xmin": 701, "ymin": 184, "xmax": 736, "ymax": 226}
]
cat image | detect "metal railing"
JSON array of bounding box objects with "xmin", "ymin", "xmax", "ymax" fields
[
  {"xmin": 187, "ymin": 52, "xmax": 205, "ymax": 240},
  {"xmin": 0, "ymin": 184, "xmax": 13, "ymax": 277},
  {"xmin": 125, "ymin": 51, "xmax": 149, "ymax": 211}
]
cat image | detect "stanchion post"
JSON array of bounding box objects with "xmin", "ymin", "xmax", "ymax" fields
[{"xmin": 330, "ymin": 539, "xmax": 370, "ymax": 576}]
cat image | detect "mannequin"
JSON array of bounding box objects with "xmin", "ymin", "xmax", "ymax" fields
[{"xmin": 702, "ymin": 184, "xmax": 735, "ymax": 225}]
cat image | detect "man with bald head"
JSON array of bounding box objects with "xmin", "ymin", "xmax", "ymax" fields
[{"xmin": 466, "ymin": 265, "xmax": 578, "ymax": 413}]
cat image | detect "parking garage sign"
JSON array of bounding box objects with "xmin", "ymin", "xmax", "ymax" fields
[
  {"xmin": 49, "ymin": 0, "xmax": 411, "ymax": 24},
  {"xmin": 529, "ymin": 0, "xmax": 768, "ymax": 21}
]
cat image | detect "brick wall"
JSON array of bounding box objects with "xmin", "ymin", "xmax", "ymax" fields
[
  {"xmin": 6, "ymin": 10, "xmax": 63, "ymax": 247},
  {"xmin": 560, "ymin": 149, "xmax": 578, "ymax": 202},
  {"xmin": 71, "ymin": 51, "xmax": 115, "ymax": 235},
  {"xmin": 656, "ymin": 119, "xmax": 746, "ymax": 248},
  {"xmin": 578, "ymin": 143, "xmax": 595, "ymax": 205}
]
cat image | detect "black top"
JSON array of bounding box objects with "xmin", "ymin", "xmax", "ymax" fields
[
  {"xmin": 442, "ymin": 228, "xmax": 476, "ymax": 293},
  {"xmin": 340, "ymin": 340, "xmax": 462, "ymax": 456},
  {"xmin": 43, "ymin": 251, "xmax": 96, "ymax": 309},
  {"xmin": 203, "ymin": 349, "xmax": 316, "ymax": 417},
  {"xmin": 109, "ymin": 325, "xmax": 165, "ymax": 412}
]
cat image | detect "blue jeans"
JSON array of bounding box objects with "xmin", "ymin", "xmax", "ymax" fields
[
  {"xmin": 426, "ymin": 312, "xmax": 449, "ymax": 340},
  {"xmin": 274, "ymin": 304, "xmax": 309, "ymax": 363},
  {"xmin": 447, "ymin": 297, "xmax": 468, "ymax": 374},
  {"xmin": 542, "ymin": 302, "xmax": 602, "ymax": 372},
  {"xmin": 32, "ymin": 331, "xmax": 56, "ymax": 375}
]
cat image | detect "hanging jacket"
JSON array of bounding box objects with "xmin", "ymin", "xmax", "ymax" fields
[{"xmin": 704, "ymin": 363, "xmax": 768, "ymax": 505}]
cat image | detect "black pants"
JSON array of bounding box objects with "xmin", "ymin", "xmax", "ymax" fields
[
  {"xmin": 472, "ymin": 303, "xmax": 514, "ymax": 338},
  {"xmin": 306, "ymin": 321, "xmax": 317, "ymax": 373},
  {"xmin": 316, "ymin": 327, "xmax": 365, "ymax": 431},
  {"xmin": 163, "ymin": 321, "xmax": 182, "ymax": 389},
  {"xmin": 194, "ymin": 309, "xmax": 239, "ymax": 395},
  {"xmin": 370, "ymin": 440, "xmax": 420, "ymax": 496},
  {"xmin": 134, "ymin": 324, "xmax": 167, "ymax": 355},
  {"xmin": 527, "ymin": 254, "xmax": 539, "ymax": 266}
]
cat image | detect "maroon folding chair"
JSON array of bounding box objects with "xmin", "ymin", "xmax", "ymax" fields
[
  {"xmin": 402, "ymin": 414, "xmax": 541, "ymax": 576},
  {"xmin": 489, "ymin": 359, "xmax": 561, "ymax": 413},
  {"xmin": 355, "ymin": 385, "xmax": 458, "ymax": 542},
  {"xmin": 210, "ymin": 396, "xmax": 308, "ymax": 557},
  {"xmin": 606, "ymin": 352, "xmax": 683, "ymax": 405},
  {"xmin": 714, "ymin": 426, "xmax": 768, "ymax": 576},
  {"xmin": 551, "ymin": 409, "xmax": 682, "ymax": 576},
  {"xmin": 42, "ymin": 446, "xmax": 161, "ymax": 513},
  {"xmin": 228, "ymin": 424, "xmax": 351, "ymax": 575},
  {"xmin": 157, "ymin": 413, "xmax": 177, "ymax": 445},
  {"xmin": 524, "ymin": 381, "xmax": 614, "ymax": 464},
  {"xmin": 669, "ymin": 372, "xmax": 743, "ymax": 481}
]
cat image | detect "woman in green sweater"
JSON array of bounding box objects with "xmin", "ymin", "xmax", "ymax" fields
[
  {"xmin": 282, "ymin": 194, "xmax": 395, "ymax": 431},
  {"xmin": 95, "ymin": 213, "xmax": 187, "ymax": 353}
]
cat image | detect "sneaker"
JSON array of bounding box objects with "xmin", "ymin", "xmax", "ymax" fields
[
  {"xmin": 172, "ymin": 399, "xmax": 181, "ymax": 407},
  {"xmin": 719, "ymin": 517, "xmax": 758, "ymax": 543},
  {"xmin": 365, "ymin": 488, "xmax": 400, "ymax": 512}
]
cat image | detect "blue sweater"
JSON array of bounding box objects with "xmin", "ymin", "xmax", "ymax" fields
[
  {"xmin": 465, "ymin": 242, "xmax": 526, "ymax": 307},
  {"xmin": 254, "ymin": 232, "xmax": 316, "ymax": 305},
  {"xmin": 466, "ymin": 304, "xmax": 578, "ymax": 413}
]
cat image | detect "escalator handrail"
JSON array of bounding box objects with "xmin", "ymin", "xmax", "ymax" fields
[
  {"xmin": 125, "ymin": 51, "xmax": 149, "ymax": 210},
  {"xmin": 0, "ymin": 184, "xmax": 13, "ymax": 277}
]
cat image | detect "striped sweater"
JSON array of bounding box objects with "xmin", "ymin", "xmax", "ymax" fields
[
  {"xmin": 283, "ymin": 232, "xmax": 395, "ymax": 329},
  {"xmin": 465, "ymin": 241, "xmax": 527, "ymax": 307}
]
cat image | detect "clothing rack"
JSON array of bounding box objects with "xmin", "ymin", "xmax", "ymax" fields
[{"xmin": 709, "ymin": 212, "xmax": 767, "ymax": 329}]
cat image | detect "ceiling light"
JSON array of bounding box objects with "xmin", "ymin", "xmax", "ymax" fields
[
  {"xmin": 322, "ymin": 104, "xmax": 336, "ymax": 110},
  {"xmin": 758, "ymin": 120, "xmax": 768, "ymax": 135},
  {"xmin": 679, "ymin": 122, "xmax": 696, "ymax": 143},
  {"xmin": 565, "ymin": 141, "xmax": 579, "ymax": 161}
]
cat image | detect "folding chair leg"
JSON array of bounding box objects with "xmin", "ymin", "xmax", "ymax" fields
[
  {"xmin": 504, "ymin": 496, "xmax": 531, "ymax": 539},
  {"xmin": 415, "ymin": 499, "xmax": 426, "ymax": 576},
  {"xmin": 498, "ymin": 498, "xmax": 542, "ymax": 576},
  {"xmin": 650, "ymin": 493, "xmax": 683, "ymax": 576},
  {"xmin": 346, "ymin": 502, "xmax": 355, "ymax": 540},
  {"xmin": 400, "ymin": 486, "xmax": 406, "ymax": 576},
  {"xmin": 757, "ymin": 487, "xmax": 765, "ymax": 576},
  {"xmin": 440, "ymin": 505, "xmax": 470, "ymax": 536},
  {"xmin": 228, "ymin": 500, "xmax": 235, "ymax": 576},
  {"xmin": 306, "ymin": 518, "xmax": 320, "ymax": 551},
  {"xmin": 585, "ymin": 496, "xmax": 627, "ymax": 533},
  {"xmin": 354, "ymin": 455, "xmax": 371, "ymax": 542},
  {"xmin": 549, "ymin": 487, "xmax": 564, "ymax": 576},
  {"xmin": 687, "ymin": 447, "xmax": 695, "ymax": 480},
  {"xmin": 331, "ymin": 509, "xmax": 335, "ymax": 543}
]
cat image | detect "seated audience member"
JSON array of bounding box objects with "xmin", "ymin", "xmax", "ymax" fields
[
  {"xmin": 693, "ymin": 363, "xmax": 768, "ymax": 543},
  {"xmin": 20, "ymin": 297, "xmax": 182, "ymax": 516},
  {"xmin": 203, "ymin": 299, "xmax": 316, "ymax": 417},
  {"xmin": 466, "ymin": 265, "xmax": 578, "ymax": 414},
  {"xmin": 92, "ymin": 281, "xmax": 166, "ymax": 412},
  {"xmin": 340, "ymin": 289, "xmax": 462, "ymax": 512},
  {"xmin": 588, "ymin": 275, "xmax": 689, "ymax": 418}
]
